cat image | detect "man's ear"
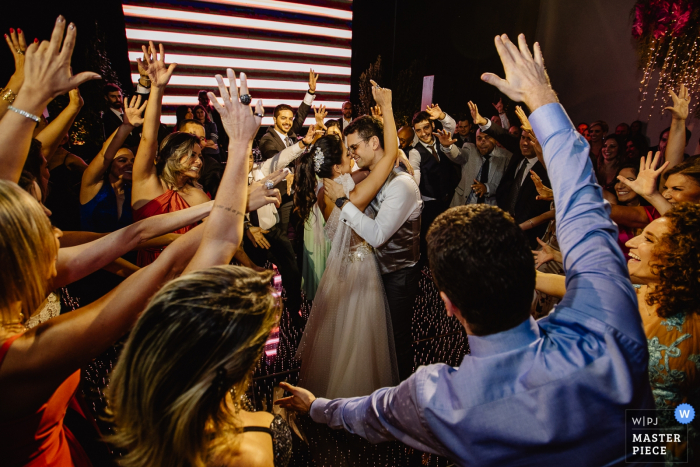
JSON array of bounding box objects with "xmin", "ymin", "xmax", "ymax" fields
[
  {"xmin": 440, "ymin": 291, "xmax": 457, "ymax": 318},
  {"xmin": 370, "ymin": 135, "xmax": 381, "ymax": 150}
]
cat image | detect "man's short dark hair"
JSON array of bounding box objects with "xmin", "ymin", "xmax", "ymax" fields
[
  {"xmin": 659, "ymin": 126, "xmax": 692, "ymax": 143},
  {"xmin": 273, "ymin": 104, "xmax": 294, "ymax": 119},
  {"xmin": 343, "ymin": 115, "xmax": 384, "ymax": 149},
  {"xmin": 427, "ymin": 205, "xmax": 535, "ymax": 336},
  {"xmin": 104, "ymin": 83, "xmax": 122, "ymax": 96},
  {"xmin": 178, "ymin": 119, "xmax": 205, "ymax": 132},
  {"xmin": 412, "ymin": 111, "xmax": 432, "ymax": 128},
  {"xmin": 326, "ymin": 119, "xmax": 341, "ymax": 130}
]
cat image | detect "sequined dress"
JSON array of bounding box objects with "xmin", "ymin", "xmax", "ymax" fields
[{"xmin": 295, "ymin": 174, "xmax": 398, "ymax": 398}]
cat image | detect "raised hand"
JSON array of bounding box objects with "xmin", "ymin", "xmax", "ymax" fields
[
  {"xmin": 371, "ymin": 104, "xmax": 384, "ymax": 123},
  {"xmin": 665, "ymin": 84, "xmax": 690, "ymax": 121},
  {"xmin": 468, "ymin": 101, "xmax": 488, "ymax": 126},
  {"xmin": 302, "ymin": 124, "xmax": 322, "ymax": 146},
  {"xmin": 492, "ymin": 98, "xmax": 504, "ymax": 114},
  {"xmin": 370, "ymin": 80, "xmax": 392, "ymax": 108},
  {"xmin": 22, "ymin": 16, "xmax": 101, "ymax": 102},
  {"xmin": 68, "ymin": 87, "xmax": 84, "ymax": 109},
  {"xmin": 313, "ymin": 104, "xmax": 327, "ymax": 126},
  {"xmin": 5, "ymin": 27, "xmax": 27, "ymax": 85},
  {"xmin": 434, "ymin": 129, "xmax": 457, "ymax": 147},
  {"xmin": 530, "ymin": 170, "xmax": 553, "ymax": 201},
  {"xmin": 309, "ymin": 69, "xmax": 319, "ymax": 93},
  {"xmin": 425, "ymin": 103, "xmax": 445, "ymax": 120},
  {"xmin": 481, "ymin": 34, "xmax": 557, "ymax": 112},
  {"xmin": 136, "ymin": 42, "xmax": 176, "ymax": 90},
  {"xmin": 208, "ymin": 69, "xmax": 263, "ymax": 146},
  {"xmin": 123, "ymin": 95, "xmax": 147, "ymax": 127},
  {"xmin": 515, "ymin": 105, "xmax": 531, "ymax": 131},
  {"xmin": 616, "ymin": 151, "xmax": 669, "ymax": 199}
]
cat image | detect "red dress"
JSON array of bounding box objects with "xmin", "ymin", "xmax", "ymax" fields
[
  {"xmin": 0, "ymin": 334, "xmax": 92, "ymax": 466},
  {"xmin": 132, "ymin": 189, "xmax": 199, "ymax": 266},
  {"xmin": 617, "ymin": 205, "xmax": 660, "ymax": 257}
]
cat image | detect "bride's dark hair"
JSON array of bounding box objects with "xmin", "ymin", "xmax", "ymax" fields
[{"xmin": 293, "ymin": 134, "xmax": 344, "ymax": 224}]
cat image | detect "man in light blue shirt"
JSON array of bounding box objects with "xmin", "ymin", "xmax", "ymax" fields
[{"xmin": 277, "ymin": 34, "xmax": 654, "ymax": 466}]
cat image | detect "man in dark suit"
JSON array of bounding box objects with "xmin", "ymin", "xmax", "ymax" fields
[
  {"xmin": 454, "ymin": 116, "xmax": 475, "ymax": 147},
  {"xmin": 258, "ymin": 70, "xmax": 318, "ymax": 238},
  {"xmin": 469, "ymin": 101, "xmax": 551, "ymax": 248}
]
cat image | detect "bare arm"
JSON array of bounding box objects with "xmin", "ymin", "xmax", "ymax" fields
[
  {"xmin": 35, "ymin": 88, "xmax": 83, "ymax": 160},
  {"xmin": 520, "ymin": 209, "xmax": 555, "ymax": 230},
  {"xmin": 610, "ymin": 204, "xmax": 653, "ymax": 229},
  {"xmin": 54, "ymin": 201, "xmax": 213, "ymax": 288},
  {"xmin": 535, "ymin": 271, "xmax": 566, "ymax": 298},
  {"xmin": 102, "ymin": 258, "xmax": 140, "ymax": 278},
  {"xmin": 661, "ymin": 85, "xmax": 689, "ymax": 187}
]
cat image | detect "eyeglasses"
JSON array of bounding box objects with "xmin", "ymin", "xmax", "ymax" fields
[{"xmin": 348, "ymin": 139, "xmax": 367, "ymax": 154}]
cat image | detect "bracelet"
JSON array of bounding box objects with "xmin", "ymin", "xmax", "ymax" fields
[
  {"xmin": 2, "ymin": 88, "xmax": 17, "ymax": 104},
  {"xmin": 308, "ymin": 89, "xmax": 315, "ymax": 95},
  {"xmin": 8, "ymin": 105, "xmax": 40, "ymax": 122}
]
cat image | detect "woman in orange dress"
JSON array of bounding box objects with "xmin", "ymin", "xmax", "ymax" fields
[{"xmin": 131, "ymin": 45, "xmax": 211, "ymax": 266}]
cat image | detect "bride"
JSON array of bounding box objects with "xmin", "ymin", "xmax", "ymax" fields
[{"xmin": 292, "ymin": 85, "xmax": 399, "ymax": 398}]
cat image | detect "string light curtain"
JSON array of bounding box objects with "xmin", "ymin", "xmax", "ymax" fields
[{"xmin": 633, "ymin": 0, "xmax": 700, "ymax": 118}]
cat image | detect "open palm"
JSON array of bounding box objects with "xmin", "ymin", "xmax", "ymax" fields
[
  {"xmin": 665, "ymin": 84, "xmax": 690, "ymax": 120},
  {"xmin": 136, "ymin": 42, "xmax": 176, "ymax": 89},
  {"xmin": 616, "ymin": 151, "xmax": 668, "ymax": 198}
]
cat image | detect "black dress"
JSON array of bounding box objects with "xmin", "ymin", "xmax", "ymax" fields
[{"xmin": 242, "ymin": 415, "xmax": 292, "ymax": 467}]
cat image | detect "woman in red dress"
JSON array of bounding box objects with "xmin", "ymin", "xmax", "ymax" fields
[{"xmin": 131, "ymin": 44, "xmax": 211, "ymax": 266}]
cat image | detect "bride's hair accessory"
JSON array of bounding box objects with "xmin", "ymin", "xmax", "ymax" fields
[{"xmin": 313, "ymin": 146, "xmax": 325, "ymax": 173}]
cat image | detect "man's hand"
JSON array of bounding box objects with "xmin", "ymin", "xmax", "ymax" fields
[
  {"xmin": 136, "ymin": 41, "xmax": 176, "ymax": 90},
  {"xmin": 370, "ymin": 80, "xmax": 392, "ymax": 108},
  {"xmin": 322, "ymin": 178, "xmax": 345, "ymax": 205},
  {"xmin": 468, "ymin": 101, "xmax": 489, "ymax": 126},
  {"xmin": 370, "ymin": 105, "xmax": 384, "ymax": 124},
  {"xmin": 434, "ymin": 129, "xmax": 457, "ymax": 147},
  {"xmin": 492, "ymin": 98, "xmax": 505, "ymax": 114},
  {"xmin": 481, "ymin": 34, "xmax": 558, "ymax": 112},
  {"xmin": 247, "ymin": 169, "xmax": 284, "ymax": 212},
  {"xmin": 471, "ymin": 179, "xmax": 487, "ymax": 197},
  {"xmin": 5, "ymin": 27, "xmax": 27, "ymax": 86},
  {"xmin": 123, "ymin": 94, "xmax": 147, "ymax": 128},
  {"xmin": 396, "ymin": 149, "xmax": 414, "ymax": 175},
  {"xmin": 246, "ymin": 226, "xmax": 270, "ymax": 249},
  {"xmin": 314, "ymin": 104, "xmax": 327, "ymax": 126},
  {"xmin": 275, "ymin": 382, "xmax": 316, "ymax": 413},
  {"xmin": 616, "ymin": 151, "xmax": 669, "ymax": 199},
  {"xmin": 309, "ymin": 68, "xmax": 319, "ymax": 93},
  {"xmin": 425, "ymin": 103, "xmax": 446, "ymax": 120},
  {"xmin": 665, "ymin": 84, "xmax": 690, "ymax": 121},
  {"xmin": 515, "ymin": 105, "xmax": 531, "ymax": 131},
  {"xmin": 530, "ymin": 170, "xmax": 553, "ymax": 201},
  {"xmin": 301, "ymin": 125, "xmax": 323, "ymax": 146}
]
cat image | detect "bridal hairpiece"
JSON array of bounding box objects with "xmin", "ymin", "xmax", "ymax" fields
[{"xmin": 313, "ymin": 146, "xmax": 325, "ymax": 173}]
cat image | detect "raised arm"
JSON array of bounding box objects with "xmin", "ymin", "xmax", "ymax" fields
[
  {"xmin": 290, "ymin": 69, "xmax": 318, "ymax": 136},
  {"xmin": 435, "ymin": 129, "xmax": 468, "ymax": 165},
  {"xmin": 0, "ymin": 28, "xmax": 27, "ymax": 120},
  {"xmin": 184, "ymin": 70, "xmax": 264, "ymax": 273},
  {"xmin": 0, "ymin": 17, "xmax": 100, "ymax": 184},
  {"xmin": 259, "ymin": 126, "xmax": 319, "ymax": 176},
  {"xmin": 131, "ymin": 42, "xmax": 176, "ymax": 201},
  {"xmin": 35, "ymin": 88, "xmax": 83, "ymax": 160},
  {"xmin": 661, "ymin": 85, "xmax": 690, "ymax": 187},
  {"xmin": 482, "ymin": 34, "xmax": 639, "ymax": 337},
  {"xmin": 54, "ymin": 201, "xmax": 214, "ymax": 288},
  {"xmin": 426, "ymin": 103, "xmax": 455, "ymax": 135}
]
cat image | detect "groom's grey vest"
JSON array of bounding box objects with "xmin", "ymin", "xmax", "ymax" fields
[{"xmin": 370, "ymin": 170, "xmax": 421, "ymax": 275}]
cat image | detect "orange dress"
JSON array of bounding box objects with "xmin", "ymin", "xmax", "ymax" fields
[
  {"xmin": 132, "ymin": 189, "xmax": 199, "ymax": 266},
  {"xmin": 0, "ymin": 334, "xmax": 92, "ymax": 466}
]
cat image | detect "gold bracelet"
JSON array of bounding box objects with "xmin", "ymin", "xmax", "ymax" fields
[{"xmin": 2, "ymin": 88, "xmax": 17, "ymax": 104}]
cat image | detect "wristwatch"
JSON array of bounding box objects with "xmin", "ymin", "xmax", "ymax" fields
[{"xmin": 335, "ymin": 197, "xmax": 348, "ymax": 208}]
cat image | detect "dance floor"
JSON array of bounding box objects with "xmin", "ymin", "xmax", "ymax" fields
[{"xmin": 251, "ymin": 266, "xmax": 469, "ymax": 467}]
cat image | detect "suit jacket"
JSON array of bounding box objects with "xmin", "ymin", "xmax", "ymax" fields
[
  {"xmin": 442, "ymin": 143, "xmax": 511, "ymax": 207},
  {"xmin": 102, "ymin": 108, "xmax": 142, "ymax": 148},
  {"xmin": 258, "ymin": 96, "xmax": 312, "ymax": 160}
]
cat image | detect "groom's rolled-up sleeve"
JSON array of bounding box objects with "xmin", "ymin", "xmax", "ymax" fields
[
  {"xmin": 309, "ymin": 365, "xmax": 447, "ymax": 456},
  {"xmin": 338, "ymin": 176, "xmax": 420, "ymax": 248}
]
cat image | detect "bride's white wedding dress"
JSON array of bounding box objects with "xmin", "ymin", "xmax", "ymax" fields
[{"xmin": 295, "ymin": 174, "xmax": 398, "ymax": 398}]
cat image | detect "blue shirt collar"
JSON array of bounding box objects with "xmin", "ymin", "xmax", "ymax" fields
[{"xmin": 468, "ymin": 316, "xmax": 540, "ymax": 357}]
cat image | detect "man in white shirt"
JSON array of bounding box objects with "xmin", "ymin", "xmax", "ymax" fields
[
  {"xmin": 340, "ymin": 101, "xmax": 353, "ymax": 130},
  {"xmin": 324, "ymin": 115, "xmax": 423, "ymax": 381}
]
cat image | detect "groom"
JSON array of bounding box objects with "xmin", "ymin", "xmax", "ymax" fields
[{"xmin": 324, "ymin": 115, "xmax": 423, "ymax": 381}]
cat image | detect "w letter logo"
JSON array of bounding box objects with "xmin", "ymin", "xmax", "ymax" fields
[{"xmin": 675, "ymin": 404, "xmax": 695, "ymax": 424}]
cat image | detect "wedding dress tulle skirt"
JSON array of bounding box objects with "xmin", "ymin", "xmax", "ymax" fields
[{"xmin": 295, "ymin": 242, "xmax": 398, "ymax": 399}]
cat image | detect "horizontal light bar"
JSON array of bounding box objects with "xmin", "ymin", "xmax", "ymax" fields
[
  {"xmin": 131, "ymin": 74, "xmax": 350, "ymax": 93},
  {"xmin": 197, "ymin": 0, "xmax": 352, "ymax": 20},
  {"xmin": 128, "ymin": 51, "xmax": 351, "ymax": 76},
  {"xmin": 123, "ymin": 5, "xmax": 352, "ymax": 39},
  {"xmin": 126, "ymin": 29, "xmax": 351, "ymax": 58},
  {"xmin": 161, "ymin": 115, "xmax": 321, "ymax": 127},
  {"xmin": 162, "ymin": 95, "xmax": 344, "ymax": 109}
]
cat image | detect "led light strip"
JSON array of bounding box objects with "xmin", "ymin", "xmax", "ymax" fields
[
  {"xmin": 131, "ymin": 74, "xmax": 350, "ymax": 93},
  {"xmin": 123, "ymin": 5, "xmax": 352, "ymax": 39},
  {"xmin": 162, "ymin": 95, "xmax": 344, "ymax": 109},
  {"xmin": 128, "ymin": 51, "xmax": 351, "ymax": 76},
  {"xmin": 161, "ymin": 115, "xmax": 321, "ymax": 126},
  {"xmin": 126, "ymin": 29, "xmax": 351, "ymax": 58},
  {"xmin": 196, "ymin": 0, "xmax": 353, "ymax": 20}
]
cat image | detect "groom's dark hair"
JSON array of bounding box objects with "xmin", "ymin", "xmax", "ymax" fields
[
  {"xmin": 427, "ymin": 205, "xmax": 534, "ymax": 336},
  {"xmin": 344, "ymin": 116, "xmax": 384, "ymax": 149}
]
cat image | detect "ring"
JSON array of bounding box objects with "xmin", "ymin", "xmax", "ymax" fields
[
  {"xmin": 264, "ymin": 180, "xmax": 275, "ymax": 190},
  {"xmin": 254, "ymin": 112, "xmax": 264, "ymax": 118},
  {"xmin": 16, "ymin": 49, "xmax": 24, "ymax": 55},
  {"xmin": 240, "ymin": 93, "xmax": 252, "ymax": 105}
]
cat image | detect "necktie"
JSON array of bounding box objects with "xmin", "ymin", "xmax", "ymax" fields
[
  {"xmin": 507, "ymin": 160, "xmax": 529, "ymax": 215},
  {"xmin": 477, "ymin": 154, "xmax": 491, "ymax": 204},
  {"xmin": 429, "ymin": 145, "xmax": 440, "ymax": 162},
  {"xmin": 286, "ymin": 136, "xmax": 294, "ymax": 148}
]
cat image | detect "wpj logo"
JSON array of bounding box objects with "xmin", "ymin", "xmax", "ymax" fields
[{"xmin": 625, "ymin": 404, "xmax": 694, "ymax": 463}]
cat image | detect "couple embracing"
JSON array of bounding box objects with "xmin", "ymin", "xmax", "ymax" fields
[{"xmin": 292, "ymin": 82, "xmax": 423, "ymax": 398}]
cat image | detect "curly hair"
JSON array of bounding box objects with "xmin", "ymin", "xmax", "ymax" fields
[
  {"xmin": 647, "ymin": 202, "xmax": 700, "ymax": 318},
  {"xmin": 156, "ymin": 132, "xmax": 203, "ymax": 190}
]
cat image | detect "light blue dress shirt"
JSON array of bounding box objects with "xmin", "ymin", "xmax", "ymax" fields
[{"xmin": 309, "ymin": 103, "xmax": 655, "ymax": 466}]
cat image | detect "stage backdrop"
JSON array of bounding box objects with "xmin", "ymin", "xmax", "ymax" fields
[{"xmin": 122, "ymin": 0, "xmax": 352, "ymax": 127}]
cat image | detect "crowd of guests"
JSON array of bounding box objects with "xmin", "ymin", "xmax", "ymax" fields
[{"xmin": 0, "ymin": 17, "xmax": 698, "ymax": 467}]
